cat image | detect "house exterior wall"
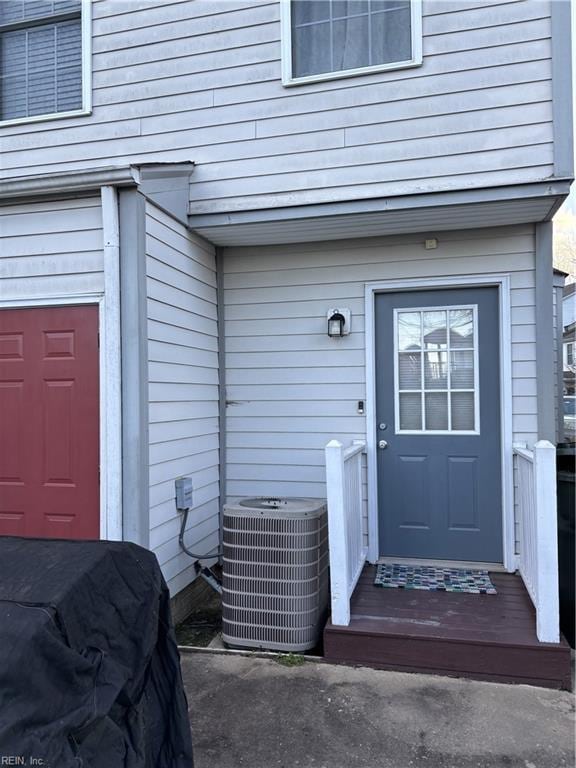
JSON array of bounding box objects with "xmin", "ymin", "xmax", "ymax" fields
[
  {"xmin": 563, "ymin": 289, "xmax": 576, "ymax": 330},
  {"xmin": 0, "ymin": 0, "xmax": 555, "ymax": 214},
  {"xmin": 223, "ymin": 225, "xmax": 538, "ymax": 552},
  {"xmin": 0, "ymin": 197, "xmax": 104, "ymax": 300},
  {"xmin": 145, "ymin": 202, "xmax": 220, "ymax": 596}
]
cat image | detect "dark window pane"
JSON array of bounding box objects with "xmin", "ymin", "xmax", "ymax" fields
[
  {"xmin": 0, "ymin": 29, "xmax": 27, "ymax": 119},
  {"xmin": 423, "ymin": 311, "xmax": 447, "ymax": 350},
  {"xmin": 451, "ymin": 392, "xmax": 475, "ymax": 431},
  {"xmin": 399, "ymin": 352, "xmax": 421, "ymax": 390},
  {"xmin": 450, "ymin": 350, "xmax": 474, "ymax": 389},
  {"xmin": 292, "ymin": 21, "xmax": 331, "ymax": 77},
  {"xmin": 54, "ymin": 0, "xmax": 81, "ymax": 12},
  {"xmin": 0, "ymin": 1, "xmax": 25, "ymax": 25},
  {"xmin": 332, "ymin": 1, "xmax": 369, "ymax": 18},
  {"xmin": 400, "ymin": 393, "xmax": 422, "ymax": 430},
  {"xmin": 398, "ymin": 311, "xmax": 421, "ymax": 351},
  {"xmin": 291, "ymin": 0, "xmax": 330, "ymax": 26},
  {"xmin": 425, "ymin": 392, "xmax": 448, "ymax": 430},
  {"xmin": 372, "ymin": 0, "xmax": 410, "ymax": 12},
  {"xmin": 332, "ymin": 15, "xmax": 369, "ymax": 71},
  {"xmin": 371, "ymin": 5, "xmax": 411, "ymax": 65},
  {"xmin": 24, "ymin": 1, "xmax": 54, "ymax": 19},
  {"xmin": 424, "ymin": 351, "xmax": 448, "ymax": 389}
]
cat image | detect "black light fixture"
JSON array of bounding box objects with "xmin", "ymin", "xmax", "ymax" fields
[{"xmin": 327, "ymin": 310, "xmax": 346, "ymax": 338}]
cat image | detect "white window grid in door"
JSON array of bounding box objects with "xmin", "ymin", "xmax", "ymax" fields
[{"xmin": 393, "ymin": 304, "xmax": 480, "ymax": 435}]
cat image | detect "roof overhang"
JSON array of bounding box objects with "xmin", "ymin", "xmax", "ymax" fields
[
  {"xmin": 0, "ymin": 163, "xmax": 195, "ymax": 225},
  {"xmin": 189, "ymin": 179, "xmax": 573, "ymax": 247}
]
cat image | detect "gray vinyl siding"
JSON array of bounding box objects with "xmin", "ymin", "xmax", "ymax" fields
[
  {"xmin": 145, "ymin": 202, "xmax": 220, "ymax": 596},
  {"xmin": 0, "ymin": 0, "xmax": 555, "ymax": 213},
  {"xmin": 223, "ymin": 225, "xmax": 537, "ymax": 554},
  {"xmin": 0, "ymin": 196, "xmax": 103, "ymax": 298}
]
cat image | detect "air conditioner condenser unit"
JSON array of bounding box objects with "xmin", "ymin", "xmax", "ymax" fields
[{"xmin": 222, "ymin": 497, "xmax": 329, "ymax": 652}]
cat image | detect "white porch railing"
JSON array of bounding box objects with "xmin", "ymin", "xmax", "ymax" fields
[
  {"xmin": 513, "ymin": 440, "xmax": 560, "ymax": 643},
  {"xmin": 325, "ymin": 439, "xmax": 368, "ymax": 626}
]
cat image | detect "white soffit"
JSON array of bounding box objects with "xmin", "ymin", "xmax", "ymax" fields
[
  {"xmin": 188, "ymin": 179, "xmax": 574, "ymax": 247},
  {"xmin": 191, "ymin": 196, "xmax": 560, "ymax": 247}
]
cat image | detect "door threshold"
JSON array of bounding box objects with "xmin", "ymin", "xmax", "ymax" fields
[{"xmin": 376, "ymin": 556, "xmax": 507, "ymax": 572}]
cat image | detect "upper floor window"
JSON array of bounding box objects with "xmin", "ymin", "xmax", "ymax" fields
[
  {"xmin": 0, "ymin": 0, "xmax": 90, "ymax": 126},
  {"xmin": 282, "ymin": 0, "xmax": 422, "ymax": 86}
]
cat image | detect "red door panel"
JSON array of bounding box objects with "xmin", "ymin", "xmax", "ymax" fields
[{"xmin": 0, "ymin": 306, "xmax": 100, "ymax": 539}]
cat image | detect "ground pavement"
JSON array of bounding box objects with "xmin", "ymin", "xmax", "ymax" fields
[{"xmin": 180, "ymin": 649, "xmax": 575, "ymax": 768}]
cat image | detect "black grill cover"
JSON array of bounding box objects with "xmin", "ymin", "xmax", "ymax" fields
[{"xmin": 0, "ymin": 537, "xmax": 193, "ymax": 768}]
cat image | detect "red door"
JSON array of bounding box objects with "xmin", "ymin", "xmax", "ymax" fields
[{"xmin": 0, "ymin": 306, "xmax": 100, "ymax": 539}]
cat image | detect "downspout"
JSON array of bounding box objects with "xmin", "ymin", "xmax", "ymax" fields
[
  {"xmin": 554, "ymin": 279, "xmax": 565, "ymax": 444},
  {"xmin": 535, "ymin": 222, "xmax": 556, "ymax": 444},
  {"xmin": 216, "ymin": 246, "xmax": 227, "ymax": 563}
]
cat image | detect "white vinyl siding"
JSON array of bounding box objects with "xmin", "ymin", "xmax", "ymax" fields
[
  {"xmin": 223, "ymin": 225, "xmax": 537, "ymax": 550},
  {"xmin": 0, "ymin": 0, "xmax": 85, "ymax": 124},
  {"xmin": 0, "ymin": 1, "xmax": 555, "ymax": 213},
  {"xmin": 145, "ymin": 202, "xmax": 220, "ymax": 596},
  {"xmin": 0, "ymin": 196, "xmax": 103, "ymax": 299}
]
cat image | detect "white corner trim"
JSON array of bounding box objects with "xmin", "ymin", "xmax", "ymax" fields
[
  {"xmin": 364, "ymin": 274, "xmax": 515, "ymax": 571},
  {"xmin": 101, "ymin": 186, "xmax": 123, "ymax": 541}
]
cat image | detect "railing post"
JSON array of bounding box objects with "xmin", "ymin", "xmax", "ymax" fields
[
  {"xmin": 533, "ymin": 440, "xmax": 560, "ymax": 643},
  {"xmin": 325, "ymin": 439, "xmax": 350, "ymax": 626}
]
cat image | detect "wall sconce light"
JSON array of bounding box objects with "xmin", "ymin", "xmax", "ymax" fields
[{"xmin": 327, "ymin": 308, "xmax": 351, "ymax": 337}]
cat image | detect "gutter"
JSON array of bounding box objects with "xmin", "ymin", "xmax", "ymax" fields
[{"xmin": 0, "ymin": 166, "xmax": 141, "ymax": 201}]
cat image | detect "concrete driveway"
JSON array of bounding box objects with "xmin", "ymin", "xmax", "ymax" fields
[{"xmin": 180, "ymin": 649, "xmax": 575, "ymax": 768}]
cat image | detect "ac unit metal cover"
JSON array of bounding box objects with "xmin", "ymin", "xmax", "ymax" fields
[{"xmin": 222, "ymin": 497, "xmax": 329, "ymax": 652}]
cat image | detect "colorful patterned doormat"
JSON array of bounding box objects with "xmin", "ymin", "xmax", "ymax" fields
[{"xmin": 374, "ymin": 564, "xmax": 497, "ymax": 594}]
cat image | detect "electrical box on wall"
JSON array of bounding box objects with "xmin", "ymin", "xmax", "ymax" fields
[{"xmin": 175, "ymin": 477, "xmax": 193, "ymax": 510}]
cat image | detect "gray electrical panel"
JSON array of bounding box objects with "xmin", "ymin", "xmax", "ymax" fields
[{"xmin": 175, "ymin": 477, "xmax": 193, "ymax": 509}]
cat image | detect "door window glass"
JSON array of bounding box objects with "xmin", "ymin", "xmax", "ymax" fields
[{"xmin": 395, "ymin": 305, "xmax": 478, "ymax": 433}]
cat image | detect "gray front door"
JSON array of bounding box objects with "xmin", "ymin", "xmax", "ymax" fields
[{"xmin": 375, "ymin": 287, "xmax": 502, "ymax": 563}]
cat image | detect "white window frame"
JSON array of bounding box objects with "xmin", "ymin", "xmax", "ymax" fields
[
  {"xmin": 393, "ymin": 304, "xmax": 480, "ymax": 435},
  {"xmin": 280, "ymin": 0, "xmax": 422, "ymax": 86},
  {"xmin": 0, "ymin": 0, "xmax": 92, "ymax": 128}
]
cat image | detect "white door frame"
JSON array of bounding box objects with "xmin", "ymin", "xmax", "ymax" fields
[
  {"xmin": 364, "ymin": 274, "xmax": 515, "ymax": 572},
  {"xmin": 0, "ymin": 293, "xmax": 123, "ymax": 541}
]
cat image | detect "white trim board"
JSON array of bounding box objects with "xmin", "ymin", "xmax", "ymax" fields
[
  {"xmin": 101, "ymin": 186, "xmax": 123, "ymax": 541},
  {"xmin": 364, "ymin": 274, "xmax": 515, "ymax": 572},
  {"xmin": 0, "ymin": 293, "xmax": 122, "ymax": 541}
]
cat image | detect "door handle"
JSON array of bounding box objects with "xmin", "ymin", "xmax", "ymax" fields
[{"xmin": 378, "ymin": 440, "xmax": 389, "ymax": 449}]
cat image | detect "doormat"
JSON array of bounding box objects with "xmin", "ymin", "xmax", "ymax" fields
[{"xmin": 374, "ymin": 564, "xmax": 497, "ymax": 594}]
